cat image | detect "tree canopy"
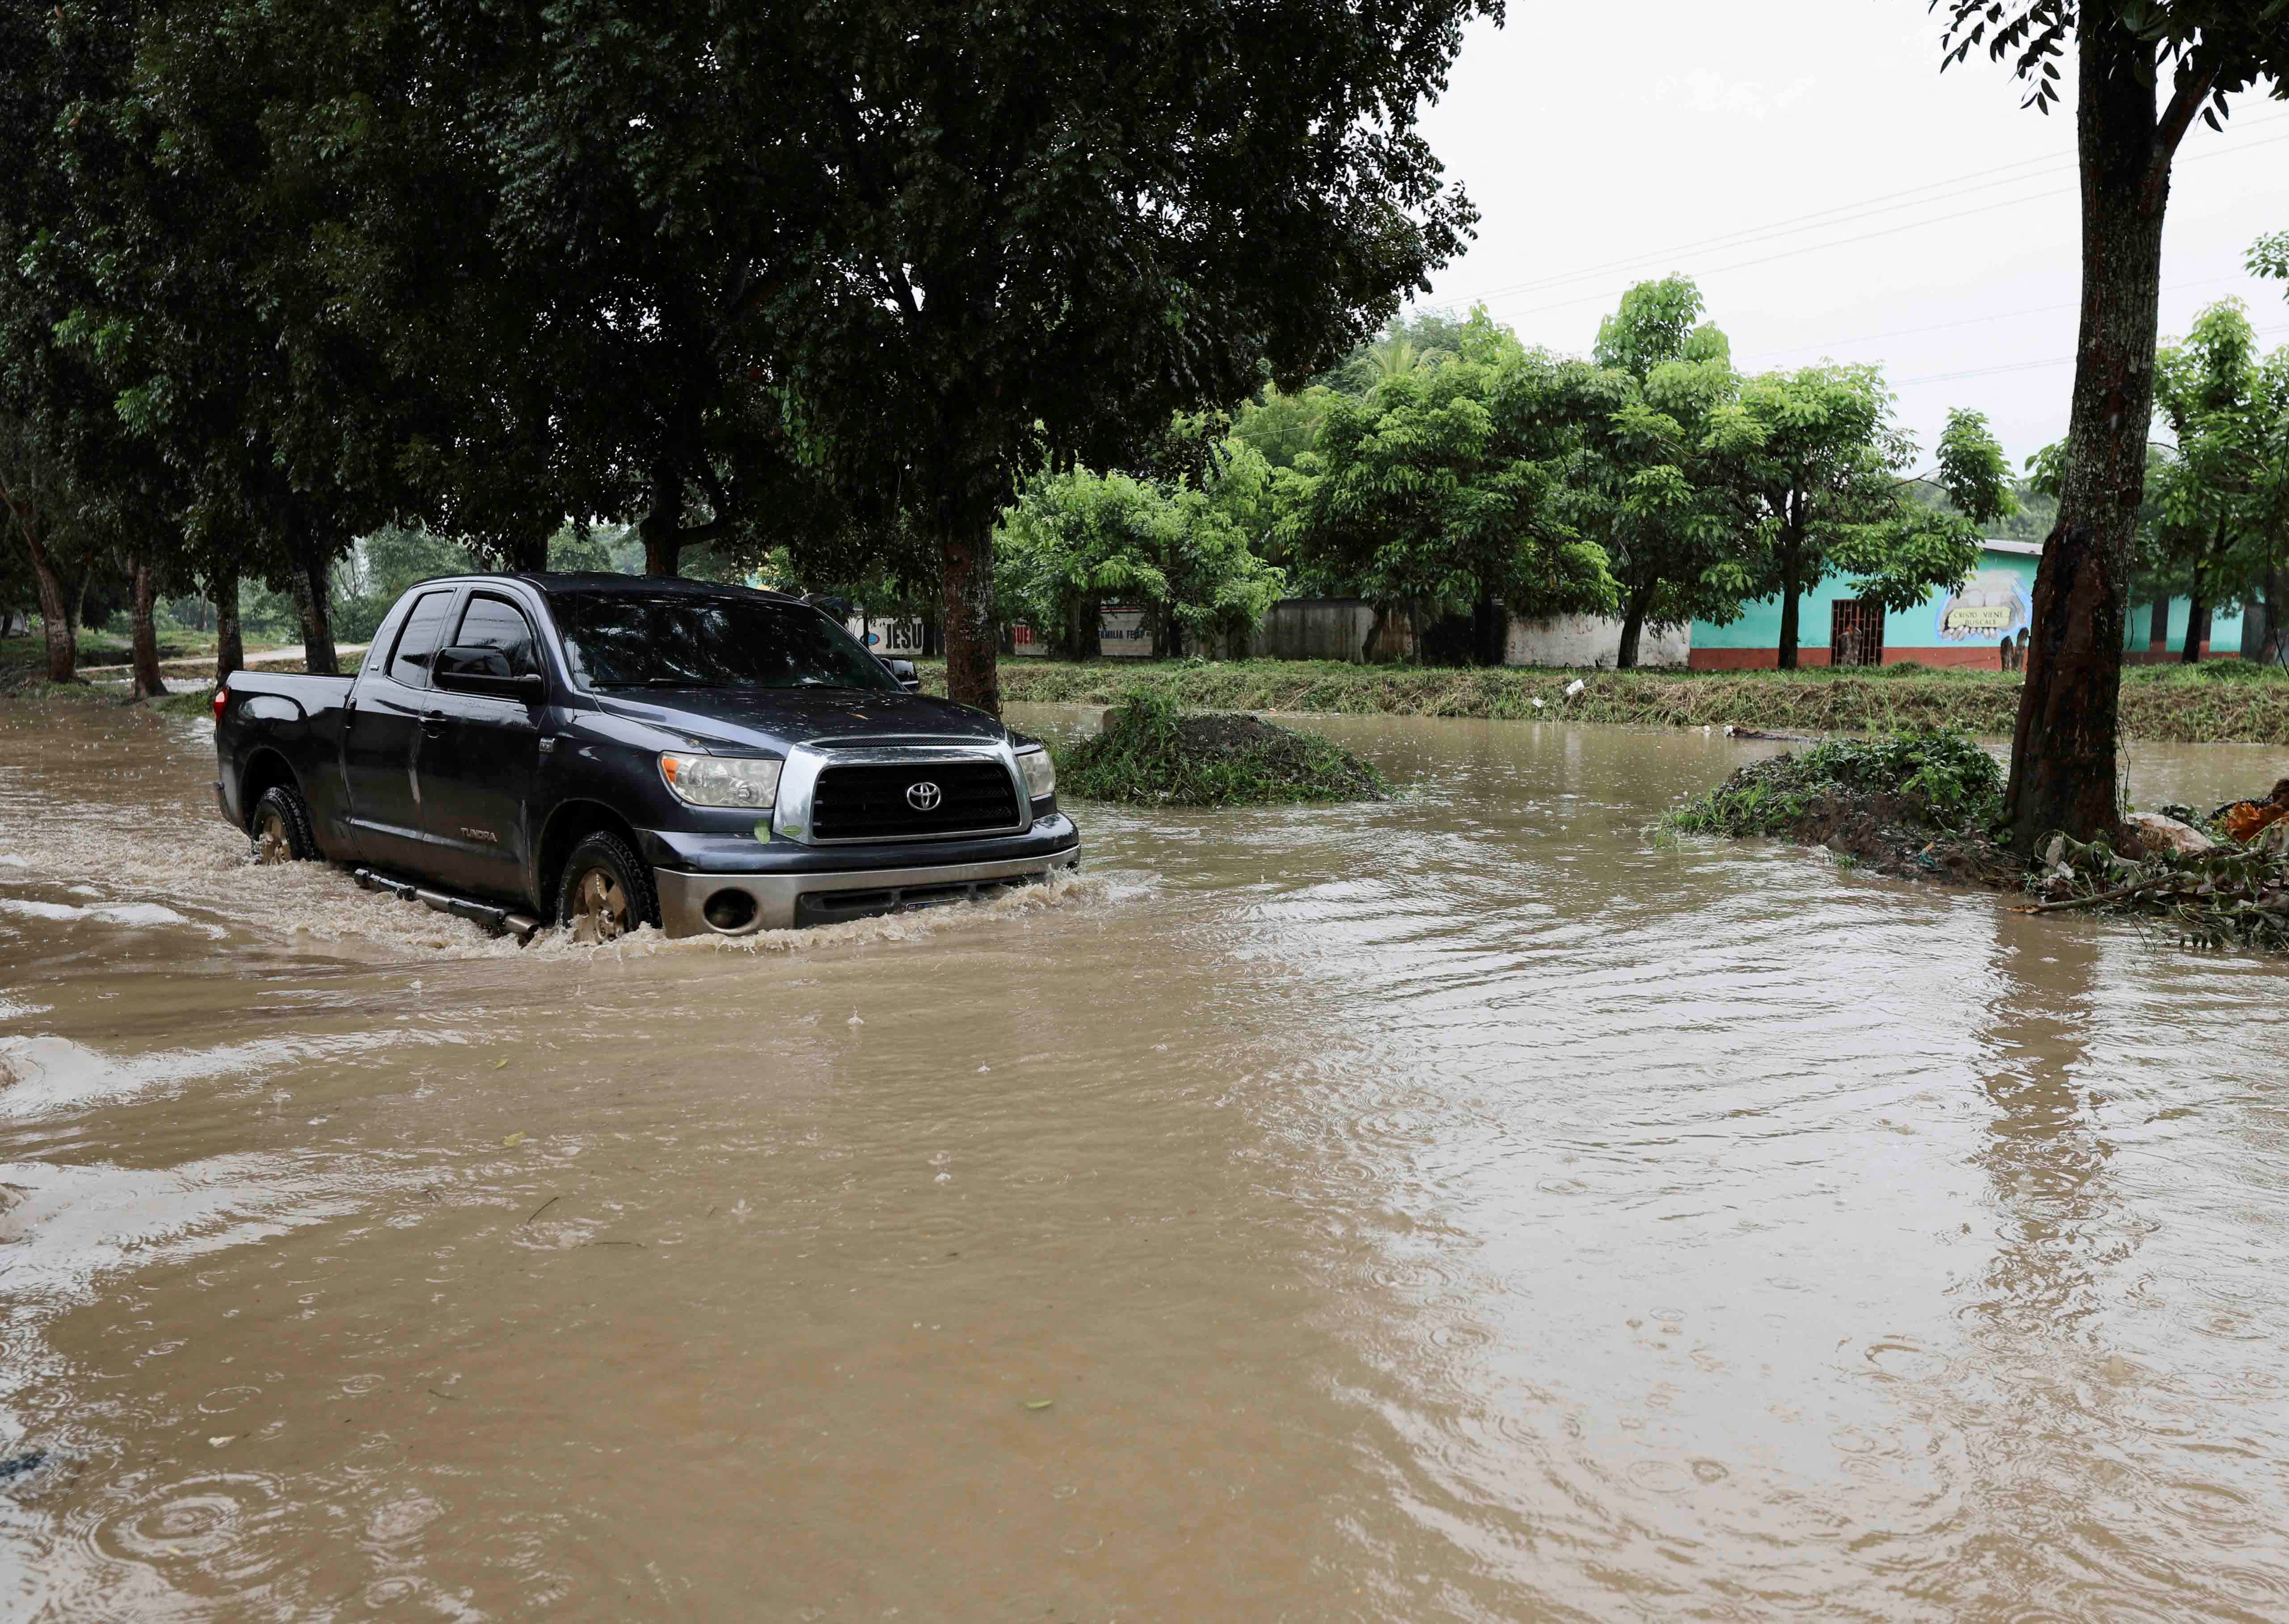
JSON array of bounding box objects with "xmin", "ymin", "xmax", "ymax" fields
[
  {"xmin": 1733, "ymin": 367, "xmax": 2012, "ymax": 669},
  {"xmin": 2150, "ymin": 299, "xmax": 2289, "ymax": 658},
  {"xmin": 1578, "ymin": 277, "xmax": 1761, "ymax": 668},
  {"xmin": 995, "ymin": 448, "xmax": 1287, "ymax": 660},
  {"xmin": 1935, "ymin": 0, "xmax": 2289, "ymax": 847}
]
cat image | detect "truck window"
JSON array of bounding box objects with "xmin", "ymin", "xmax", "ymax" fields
[
  {"xmin": 389, "ymin": 590, "xmax": 455, "ymax": 687},
  {"xmin": 453, "ymin": 595, "xmax": 541, "ymax": 677},
  {"xmin": 549, "ymin": 592, "xmax": 899, "ymax": 692}
]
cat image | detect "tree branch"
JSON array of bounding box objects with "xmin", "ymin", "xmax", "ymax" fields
[{"xmin": 2144, "ymin": 61, "xmax": 2222, "ymax": 211}]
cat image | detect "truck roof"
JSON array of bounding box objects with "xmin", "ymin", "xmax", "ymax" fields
[{"xmin": 413, "ymin": 572, "xmax": 808, "ymax": 607}]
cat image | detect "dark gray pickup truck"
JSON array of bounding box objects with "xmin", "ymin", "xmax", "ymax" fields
[{"xmin": 213, "ymin": 573, "xmax": 1078, "ymax": 941}]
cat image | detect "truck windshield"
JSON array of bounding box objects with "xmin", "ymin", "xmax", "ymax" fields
[{"xmin": 549, "ymin": 593, "xmax": 900, "ymax": 693}]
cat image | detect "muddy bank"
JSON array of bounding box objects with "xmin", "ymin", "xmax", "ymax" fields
[{"xmin": 926, "ymin": 657, "xmax": 2289, "ymax": 744}]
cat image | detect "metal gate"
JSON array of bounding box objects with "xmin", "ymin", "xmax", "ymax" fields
[{"xmin": 1829, "ymin": 599, "xmax": 1885, "ymax": 668}]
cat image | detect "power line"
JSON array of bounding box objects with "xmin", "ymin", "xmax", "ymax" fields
[
  {"xmin": 1895, "ymin": 321, "xmax": 2289, "ymax": 387},
  {"xmin": 1479, "ymin": 128, "xmax": 2289, "ymax": 326},
  {"xmin": 1433, "ymin": 110, "xmax": 2289, "ymax": 322},
  {"xmin": 1736, "ymin": 272, "xmax": 2258, "ymax": 365},
  {"xmin": 1440, "ymin": 149, "xmax": 2079, "ymax": 308}
]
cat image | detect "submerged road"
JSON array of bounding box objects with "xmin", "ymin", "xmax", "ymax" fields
[{"xmin": 1, "ymin": 699, "xmax": 2285, "ymax": 1620}]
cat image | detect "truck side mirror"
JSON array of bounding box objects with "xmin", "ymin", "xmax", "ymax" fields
[
  {"xmin": 434, "ymin": 645, "xmax": 545, "ymax": 703},
  {"xmin": 882, "ymin": 657, "xmax": 919, "ymax": 692}
]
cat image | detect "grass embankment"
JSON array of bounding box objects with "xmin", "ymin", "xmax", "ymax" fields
[
  {"xmin": 1055, "ymin": 687, "xmax": 1387, "ymax": 806},
  {"xmin": 929, "ymin": 657, "xmax": 2289, "ymax": 744},
  {"xmin": 1667, "ymin": 729, "xmax": 2289, "ymax": 951}
]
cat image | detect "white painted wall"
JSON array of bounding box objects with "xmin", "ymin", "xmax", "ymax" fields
[{"xmin": 1504, "ymin": 614, "xmax": 1691, "ymax": 669}]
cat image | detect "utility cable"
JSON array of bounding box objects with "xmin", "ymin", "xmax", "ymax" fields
[
  {"xmin": 1435, "ymin": 111, "xmax": 2289, "ymax": 319},
  {"xmin": 1897, "ymin": 321, "xmax": 2289, "ymax": 387}
]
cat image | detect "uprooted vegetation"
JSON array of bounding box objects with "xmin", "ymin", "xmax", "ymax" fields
[
  {"xmin": 1055, "ymin": 686, "xmax": 1388, "ymax": 807},
  {"xmin": 1665, "ymin": 730, "xmax": 2024, "ymax": 887},
  {"xmin": 1667, "ymin": 732, "xmax": 2289, "ymax": 950},
  {"xmin": 2026, "ymin": 782, "xmax": 2289, "ymax": 952}
]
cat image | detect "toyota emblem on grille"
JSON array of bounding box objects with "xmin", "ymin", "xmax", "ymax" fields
[{"xmin": 906, "ymin": 780, "xmax": 943, "ymax": 812}]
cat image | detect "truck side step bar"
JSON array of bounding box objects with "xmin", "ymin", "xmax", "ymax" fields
[{"xmin": 352, "ymin": 868, "xmax": 542, "ymax": 945}]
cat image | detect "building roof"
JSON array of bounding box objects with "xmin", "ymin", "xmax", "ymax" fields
[{"xmin": 1983, "ymin": 538, "xmax": 2043, "ymax": 557}]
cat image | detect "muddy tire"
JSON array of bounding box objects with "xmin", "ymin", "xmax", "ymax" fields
[
  {"xmin": 249, "ymin": 784, "xmax": 321, "ymax": 865},
  {"xmin": 555, "ymin": 831, "xmax": 659, "ymax": 943}
]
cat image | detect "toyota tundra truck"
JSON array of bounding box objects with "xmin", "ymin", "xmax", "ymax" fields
[{"xmin": 212, "ymin": 573, "xmax": 1078, "ymax": 941}]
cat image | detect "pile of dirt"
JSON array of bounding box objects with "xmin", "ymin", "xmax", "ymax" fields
[
  {"xmin": 1057, "ymin": 690, "xmax": 1388, "ymax": 807},
  {"xmin": 1782, "ymin": 789, "xmax": 2027, "ymax": 890}
]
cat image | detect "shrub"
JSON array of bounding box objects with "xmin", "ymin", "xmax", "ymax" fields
[{"xmin": 1666, "ymin": 729, "xmax": 2005, "ymax": 837}]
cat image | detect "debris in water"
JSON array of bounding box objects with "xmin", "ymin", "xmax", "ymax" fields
[
  {"xmin": 1024, "ymin": 1398, "xmax": 1054, "ymax": 1411},
  {"xmin": 1674, "ymin": 733, "xmax": 2289, "ymax": 954},
  {"xmin": 1061, "ymin": 685, "xmax": 1387, "ymax": 806},
  {"xmin": 2217, "ymin": 778, "xmax": 2289, "ymax": 844},
  {"xmin": 503, "ymin": 1132, "xmax": 525, "ymax": 1147},
  {"xmin": 208, "ymin": 1435, "xmax": 237, "ymax": 1449},
  {"xmin": 492, "ymin": 1059, "xmax": 508, "ymax": 1071},
  {"xmin": 2121, "ymin": 811, "xmax": 2215, "ymax": 856},
  {"xmin": 847, "ymin": 1011, "xmax": 864, "ymax": 1026},
  {"xmin": 0, "ymin": 1451, "xmax": 46, "ymax": 1481}
]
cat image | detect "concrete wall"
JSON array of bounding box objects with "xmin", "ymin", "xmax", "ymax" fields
[
  {"xmin": 1248, "ymin": 599, "xmax": 1415, "ymax": 662},
  {"xmin": 1504, "ymin": 614, "xmax": 1690, "ymax": 669}
]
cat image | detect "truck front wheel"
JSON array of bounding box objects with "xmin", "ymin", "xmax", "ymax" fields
[
  {"xmin": 556, "ymin": 831, "xmax": 660, "ymax": 943},
  {"xmin": 250, "ymin": 784, "xmax": 321, "ymax": 865}
]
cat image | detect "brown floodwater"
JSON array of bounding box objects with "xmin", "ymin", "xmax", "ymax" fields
[{"xmin": 0, "ymin": 697, "xmax": 2285, "ymax": 1621}]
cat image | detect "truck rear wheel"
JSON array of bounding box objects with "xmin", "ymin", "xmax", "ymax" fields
[
  {"xmin": 556, "ymin": 831, "xmax": 659, "ymax": 943},
  {"xmin": 250, "ymin": 784, "xmax": 320, "ymax": 865}
]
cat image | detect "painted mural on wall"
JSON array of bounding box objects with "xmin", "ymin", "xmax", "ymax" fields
[{"xmin": 1934, "ymin": 570, "xmax": 2030, "ymax": 644}]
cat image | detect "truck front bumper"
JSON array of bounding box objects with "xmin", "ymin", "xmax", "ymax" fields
[{"xmin": 652, "ymin": 841, "xmax": 1081, "ymax": 936}]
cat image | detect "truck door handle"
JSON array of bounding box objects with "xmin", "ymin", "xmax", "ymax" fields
[{"xmin": 421, "ymin": 710, "xmax": 448, "ymax": 738}]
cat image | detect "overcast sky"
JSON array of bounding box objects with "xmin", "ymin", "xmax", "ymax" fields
[{"xmin": 1409, "ymin": 0, "xmax": 2289, "ymax": 471}]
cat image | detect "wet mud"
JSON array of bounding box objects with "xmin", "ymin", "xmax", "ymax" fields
[{"xmin": 2, "ymin": 698, "xmax": 2287, "ymax": 1619}]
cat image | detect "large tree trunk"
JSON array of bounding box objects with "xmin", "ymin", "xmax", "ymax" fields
[
  {"xmin": 288, "ymin": 537, "xmax": 339, "ymax": 676},
  {"xmin": 1775, "ymin": 545, "xmax": 1802, "ymax": 671},
  {"xmin": 212, "ymin": 562, "xmax": 244, "ymax": 683},
  {"xmin": 19, "ymin": 521, "xmax": 76, "ymax": 683},
  {"xmin": 2179, "ymin": 596, "xmax": 2207, "ymax": 663},
  {"xmin": 2148, "ymin": 597, "xmax": 2170, "ymax": 654},
  {"xmin": 2000, "ymin": 19, "xmax": 2194, "ymax": 852},
  {"xmin": 1471, "ymin": 594, "xmax": 1505, "ymax": 667},
  {"xmin": 128, "ymin": 555, "xmax": 166, "ymax": 698},
  {"xmin": 641, "ymin": 460, "xmax": 684, "ymax": 577},
  {"xmin": 2261, "ymin": 568, "xmax": 2289, "ymax": 666},
  {"xmin": 940, "ymin": 517, "xmax": 999, "ymax": 713},
  {"xmin": 1615, "ymin": 581, "xmax": 1657, "ymax": 671}
]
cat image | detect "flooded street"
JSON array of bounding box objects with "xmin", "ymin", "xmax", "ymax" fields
[{"xmin": 2, "ymin": 698, "xmax": 2286, "ymax": 1620}]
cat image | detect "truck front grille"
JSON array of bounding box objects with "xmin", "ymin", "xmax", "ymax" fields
[{"xmin": 809, "ymin": 760, "xmax": 1022, "ymax": 843}]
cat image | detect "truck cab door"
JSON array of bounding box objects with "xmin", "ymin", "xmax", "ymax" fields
[
  {"xmin": 417, "ymin": 592, "xmax": 547, "ymax": 900},
  {"xmin": 340, "ymin": 586, "xmax": 459, "ymax": 873}
]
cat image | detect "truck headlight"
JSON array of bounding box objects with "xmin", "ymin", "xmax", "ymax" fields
[
  {"xmin": 1016, "ymin": 746, "xmax": 1055, "ymax": 801},
  {"xmin": 659, "ymin": 753, "xmax": 782, "ymax": 809}
]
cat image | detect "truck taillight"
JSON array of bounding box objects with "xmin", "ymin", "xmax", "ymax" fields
[{"xmin": 212, "ymin": 683, "xmax": 228, "ymax": 721}]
